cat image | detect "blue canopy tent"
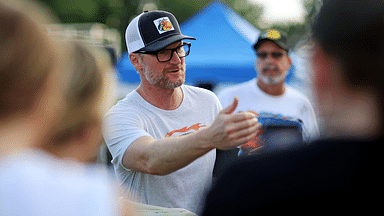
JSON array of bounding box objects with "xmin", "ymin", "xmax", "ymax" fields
[{"xmin": 115, "ymin": 1, "xmax": 307, "ymax": 94}]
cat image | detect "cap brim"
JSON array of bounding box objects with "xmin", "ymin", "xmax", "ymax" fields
[
  {"xmin": 140, "ymin": 34, "xmax": 196, "ymax": 52},
  {"xmin": 253, "ymin": 38, "xmax": 288, "ymax": 52}
]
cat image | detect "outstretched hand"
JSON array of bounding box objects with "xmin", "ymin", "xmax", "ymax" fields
[{"xmin": 201, "ymin": 97, "xmax": 261, "ymax": 150}]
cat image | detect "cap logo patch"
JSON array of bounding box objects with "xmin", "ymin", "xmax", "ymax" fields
[
  {"xmin": 266, "ymin": 29, "xmax": 281, "ymax": 40},
  {"xmin": 153, "ymin": 17, "xmax": 174, "ymax": 34}
]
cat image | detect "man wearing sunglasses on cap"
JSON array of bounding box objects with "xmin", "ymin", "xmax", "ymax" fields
[
  {"xmin": 215, "ymin": 29, "xmax": 320, "ymax": 176},
  {"xmin": 102, "ymin": 10, "xmax": 260, "ymax": 215}
]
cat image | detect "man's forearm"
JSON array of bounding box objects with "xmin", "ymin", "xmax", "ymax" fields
[
  {"xmin": 122, "ymin": 128, "xmax": 215, "ymax": 176},
  {"xmin": 122, "ymin": 103, "xmax": 259, "ymax": 176}
]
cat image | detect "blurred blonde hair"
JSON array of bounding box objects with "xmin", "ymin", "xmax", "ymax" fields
[
  {"xmin": 42, "ymin": 42, "xmax": 117, "ymax": 162},
  {"xmin": 0, "ymin": 0, "xmax": 68, "ymax": 120}
]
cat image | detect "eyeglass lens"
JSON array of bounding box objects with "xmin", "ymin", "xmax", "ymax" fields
[
  {"xmin": 256, "ymin": 52, "xmax": 284, "ymax": 59},
  {"xmin": 157, "ymin": 43, "xmax": 190, "ymax": 62}
]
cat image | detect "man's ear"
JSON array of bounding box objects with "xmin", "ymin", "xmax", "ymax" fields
[
  {"xmin": 312, "ymin": 44, "xmax": 334, "ymax": 92},
  {"xmin": 287, "ymin": 54, "xmax": 292, "ymax": 66},
  {"xmin": 286, "ymin": 55, "xmax": 292, "ymax": 72},
  {"xmin": 129, "ymin": 53, "xmax": 143, "ymax": 71}
]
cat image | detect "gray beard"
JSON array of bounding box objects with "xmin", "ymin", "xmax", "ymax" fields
[
  {"xmin": 258, "ymin": 73, "xmax": 285, "ymax": 85},
  {"xmin": 258, "ymin": 65, "xmax": 286, "ymax": 85},
  {"xmin": 143, "ymin": 64, "xmax": 186, "ymax": 89}
]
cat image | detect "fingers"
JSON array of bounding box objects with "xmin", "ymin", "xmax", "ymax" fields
[
  {"xmin": 226, "ymin": 117, "xmax": 259, "ymax": 134},
  {"xmin": 229, "ymin": 112, "xmax": 256, "ymax": 122},
  {"xmin": 227, "ymin": 122, "xmax": 262, "ymax": 141},
  {"xmin": 221, "ymin": 97, "xmax": 239, "ymax": 115},
  {"xmin": 217, "ymin": 129, "xmax": 257, "ymax": 150},
  {"xmin": 211, "ymin": 97, "xmax": 264, "ymax": 150},
  {"xmin": 217, "ymin": 122, "xmax": 262, "ymax": 150}
]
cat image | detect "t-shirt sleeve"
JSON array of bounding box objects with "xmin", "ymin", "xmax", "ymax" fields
[{"xmin": 102, "ymin": 107, "xmax": 150, "ymax": 167}]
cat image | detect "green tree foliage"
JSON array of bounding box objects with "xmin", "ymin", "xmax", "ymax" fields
[
  {"xmin": 36, "ymin": 0, "xmax": 320, "ymax": 53},
  {"xmin": 225, "ymin": 0, "xmax": 263, "ymax": 28},
  {"xmin": 157, "ymin": 0, "xmax": 212, "ymax": 23}
]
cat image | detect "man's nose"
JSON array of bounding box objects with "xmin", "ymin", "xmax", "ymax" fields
[
  {"xmin": 169, "ymin": 50, "xmax": 182, "ymax": 64},
  {"xmin": 265, "ymin": 54, "xmax": 275, "ymax": 63}
]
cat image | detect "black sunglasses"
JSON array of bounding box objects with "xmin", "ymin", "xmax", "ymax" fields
[{"xmin": 256, "ymin": 51, "xmax": 285, "ymax": 59}]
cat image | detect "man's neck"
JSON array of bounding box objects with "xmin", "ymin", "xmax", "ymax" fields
[
  {"xmin": 136, "ymin": 84, "xmax": 183, "ymax": 110},
  {"xmin": 256, "ymin": 79, "xmax": 285, "ymax": 96}
]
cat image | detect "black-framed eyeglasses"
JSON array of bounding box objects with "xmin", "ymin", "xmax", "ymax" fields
[
  {"xmin": 256, "ymin": 51, "xmax": 286, "ymax": 59},
  {"xmin": 137, "ymin": 42, "xmax": 191, "ymax": 62}
]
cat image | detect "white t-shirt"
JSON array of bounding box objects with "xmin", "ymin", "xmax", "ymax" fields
[
  {"xmin": 0, "ymin": 150, "xmax": 119, "ymax": 216},
  {"xmin": 218, "ymin": 78, "xmax": 320, "ymax": 142},
  {"xmin": 102, "ymin": 85, "xmax": 221, "ymax": 215}
]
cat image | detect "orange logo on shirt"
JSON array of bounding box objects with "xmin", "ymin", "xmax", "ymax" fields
[{"xmin": 165, "ymin": 123, "xmax": 206, "ymax": 138}]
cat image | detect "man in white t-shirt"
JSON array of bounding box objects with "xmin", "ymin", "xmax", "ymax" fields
[
  {"xmin": 102, "ymin": 10, "xmax": 260, "ymax": 215},
  {"xmin": 215, "ymin": 29, "xmax": 320, "ymax": 175}
]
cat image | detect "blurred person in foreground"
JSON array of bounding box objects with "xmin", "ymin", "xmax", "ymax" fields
[
  {"xmin": 201, "ymin": 0, "xmax": 384, "ymax": 215},
  {"xmin": 102, "ymin": 10, "xmax": 260, "ymax": 215},
  {"xmin": 214, "ymin": 29, "xmax": 320, "ymax": 177},
  {"xmin": 40, "ymin": 42, "xmax": 117, "ymax": 164},
  {"xmin": 0, "ymin": 0, "xmax": 65, "ymax": 158},
  {"xmin": 0, "ymin": 1, "xmax": 135, "ymax": 215}
]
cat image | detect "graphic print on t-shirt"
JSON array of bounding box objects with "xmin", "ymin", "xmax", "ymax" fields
[
  {"xmin": 239, "ymin": 110, "xmax": 303, "ymax": 156},
  {"xmin": 165, "ymin": 123, "xmax": 206, "ymax": 138}
]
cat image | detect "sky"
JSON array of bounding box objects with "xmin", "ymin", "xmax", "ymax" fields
[{"xmin": 249, "ymin": 0, "xmax": 306, "ymax": 24}]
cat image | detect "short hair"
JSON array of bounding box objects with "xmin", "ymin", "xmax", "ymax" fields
[{"xmin": 312, "ymin": 0, "xmax": 384, "ymax": 92}]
